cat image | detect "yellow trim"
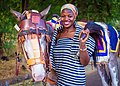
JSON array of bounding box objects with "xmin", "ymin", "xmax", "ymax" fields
[{"xmin": 27, "ymin": 58, "xmax": 45, "ymax": 66}]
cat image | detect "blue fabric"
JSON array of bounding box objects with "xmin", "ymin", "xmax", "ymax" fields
[
  {"xmin": 94, "ymin": 23, "xmax": 119, "ymax": 56},
  {"xmin": 107, "ymin": 24, "xmax": 119, "ymax": 52},
  {"xmin": 51, "ymin": 19, "xmax": 59, "ymax": 24}
]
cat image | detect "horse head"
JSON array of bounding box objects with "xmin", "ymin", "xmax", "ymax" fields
[{"xmin": 11, "ymin": 5, "xmax": 52, "ymax": 82}]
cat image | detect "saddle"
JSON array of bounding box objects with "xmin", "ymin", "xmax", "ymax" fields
[{"xmin": 77, "ymin": 21, "xmax": 119, "ymax": 63}]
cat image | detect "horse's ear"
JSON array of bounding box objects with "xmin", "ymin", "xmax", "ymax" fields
[
  {"xmin": 10, "ymin": 8, "xmax": 24, "ymax": 21},
  {"xmin": 40, "ymin": 4, "xmax": 51, "ymax": 17}
]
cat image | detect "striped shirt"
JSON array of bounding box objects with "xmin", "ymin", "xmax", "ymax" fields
[{"xmin": 50, "ymin": 22, "xmax": 95, "ymax": 86}]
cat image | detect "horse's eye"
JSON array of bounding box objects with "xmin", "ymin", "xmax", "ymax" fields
[
  {"xmin": 38, "ymin": 33, "xmax": 41, "ymax": 38},
  {"xmin": 45, "ymin": 35, "xmax": 47, "ymax": 40},
  {"xmin": 39, "ymin": 33, "xmax": 41, "ymax": 35}
]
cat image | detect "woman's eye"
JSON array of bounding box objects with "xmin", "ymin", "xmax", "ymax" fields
[
  {"xmin": 61, "ymin": 15, "xmax": 65, "ymax": 18},
  {"xmin": 68, "ymin": 15, "xmax": 73, "ymax": 18}
]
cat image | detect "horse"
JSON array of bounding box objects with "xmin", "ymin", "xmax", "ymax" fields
[
  {"xmin": 78, "ymin": 21, "xmax": 120, "ymax": 86},
  {"xmin": 10, "ymin": 5, "xmax": 60, "ymax": 86},
  {"xmin": 11, "ymin": 5, "xmax": 119, "ymax": 85}
]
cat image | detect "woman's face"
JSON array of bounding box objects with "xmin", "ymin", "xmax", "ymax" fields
[{"xmin": 60, "ymin": 9, "xmax": 75, "ymax": 28}]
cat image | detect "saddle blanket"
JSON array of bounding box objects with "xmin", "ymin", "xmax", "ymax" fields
[{"xmin": 95, "ymin": 22, "xmax": 119, "ymax": 62}]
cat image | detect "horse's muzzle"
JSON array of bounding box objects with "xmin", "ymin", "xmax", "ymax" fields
[{"xmin": 31, "ymin": 64, "xmax": 46, "ymax": 81}]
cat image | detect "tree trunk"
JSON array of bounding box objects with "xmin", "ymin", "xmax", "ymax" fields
[
  {"xmin": 0, "ymin": 33, "xmax": 3, "ymax": 57},
  {"xmin": 22, "ymin": 0, "xmax": 29, "ymax": 12}
]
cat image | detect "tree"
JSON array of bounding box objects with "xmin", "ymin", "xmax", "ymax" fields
[
  {"xmin": 0, "ymin": 0, "xmax": 120, "ymax": 56},
  {"xmin": 0, "ymin": 0, "xmax": 21, "ymax": 56}
]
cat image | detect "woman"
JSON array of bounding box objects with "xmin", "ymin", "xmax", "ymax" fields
[{"xmin": 49, "ymin": 4, "xmax": 95, "ymax": 86}]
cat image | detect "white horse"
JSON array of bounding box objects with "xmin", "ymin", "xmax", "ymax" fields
[
  {"xmin": 78, "ymin": 21, "xmax": 119, "ymax": 86},
  {"xmin": 11, "ymin": 5, "xmax": 60, "ymax": 86}
]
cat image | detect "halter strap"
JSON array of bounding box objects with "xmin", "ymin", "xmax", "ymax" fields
[
  {"xmin": 18, "ymin": 29, "xmax": 48, "ymax": 37},
  {"xmin": 27, "ymin": 57, "xmax": 45, "ymax": 66}
]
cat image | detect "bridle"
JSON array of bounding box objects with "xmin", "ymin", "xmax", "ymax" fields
[{"xmin": 17, "ymin": 10, "xmax": 50, "ymax": 70}]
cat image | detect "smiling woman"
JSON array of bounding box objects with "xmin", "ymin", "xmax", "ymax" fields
[{"xmin": 49, "ymin": 3, "xmax": 96, "ymax": 86}]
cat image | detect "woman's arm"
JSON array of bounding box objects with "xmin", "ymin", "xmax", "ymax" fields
[
  {"xmin": 79, "ymin": 29, "xmax": 90, "ymax": 66},
  {"xmin": 79, "ymin": 44, "xmax": 90, "ymax": 66}
]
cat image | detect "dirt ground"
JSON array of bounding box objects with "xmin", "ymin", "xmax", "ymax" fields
[
  {"xmin": 85, "ymin": 58, "xmax": 120, "ymax": 86},
  {"xmin": 0, "ymin": 58, "xmax": 120, "ymax": 86}
]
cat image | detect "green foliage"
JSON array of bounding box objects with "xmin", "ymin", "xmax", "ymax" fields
[
  {"xmin": 0, "ymin": 0, "xmax": 20, "ymax": 56},
  {"xmin": 0, "ymin": 0, "xmax": 120, "ymax": 56}
]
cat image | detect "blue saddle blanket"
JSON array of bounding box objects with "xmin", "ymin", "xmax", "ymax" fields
[
  {"xmin": 96, "ymin": 23, "xmax": 119, "ymax": 56},
  {"xmin": 107, "ymin": 24, "xmax": 119, "ymax": 52}
]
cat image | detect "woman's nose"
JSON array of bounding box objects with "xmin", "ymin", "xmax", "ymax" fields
[{"xmin": 65, "ymin": 16, "xmax": 69, "ymax": 20}]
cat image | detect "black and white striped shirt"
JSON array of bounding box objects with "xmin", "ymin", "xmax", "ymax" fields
[{"xmin": 50, "ymin": 22, "xmax": 95, "ymax": 86}]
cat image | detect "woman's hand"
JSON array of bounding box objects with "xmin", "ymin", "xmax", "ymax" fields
[
  {"xmin": 79, "ymin": 28, "xmax": 90, "ymax": 66},
  {"xmin": 79, "ymin": 29, "xmax": 90, "ymax": 45}
]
